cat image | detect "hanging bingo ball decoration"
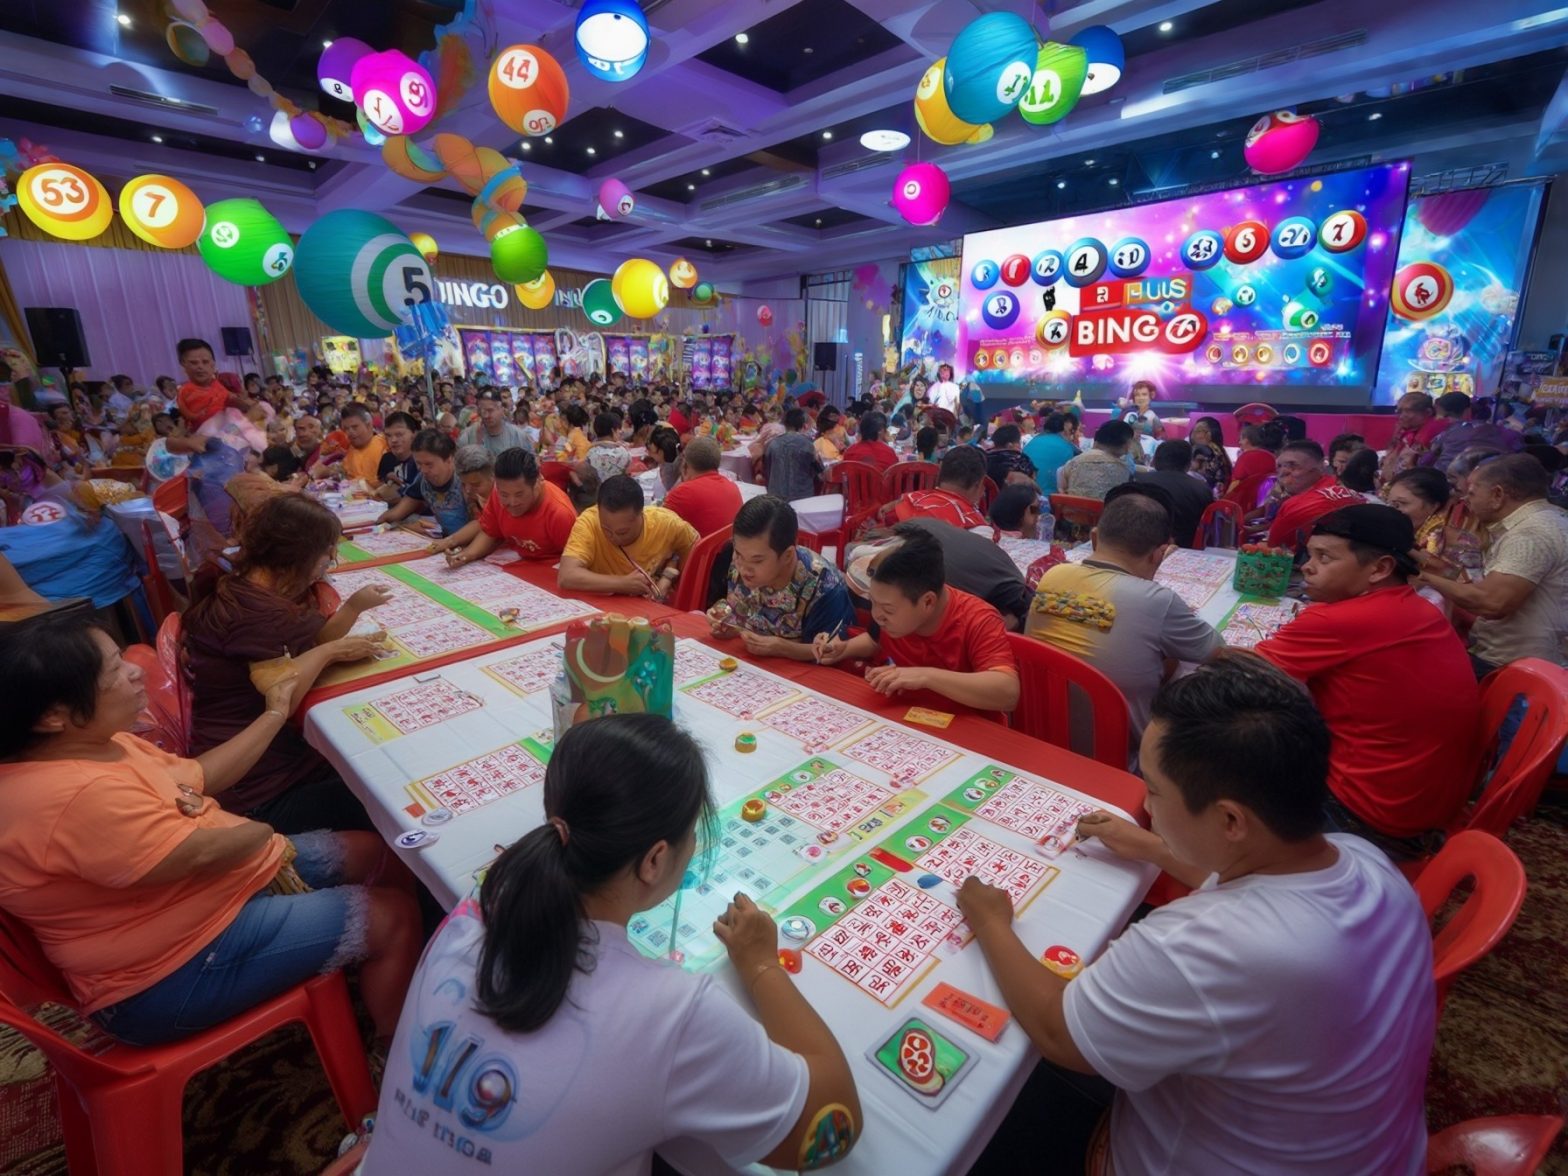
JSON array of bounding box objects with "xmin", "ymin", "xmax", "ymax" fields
[
  {"xmin": 198, "ymin": 198, "xmax": 293, "ymax": 285},
  {"xmin": 914, "ymin": 59, "xmax": 990, "ymax": 147},
  {"xmin": 382, "ymin": 136, "xmax": 446, "ymax": 183},
  {"xmin": 352, "ymin": 49, "xmax": 437, "ymax": 137},
  {"xmin": 582, "ymin": 277, "xmax": 624, "ymax": 326},
  {"xmin": 517, "ymin": 270, "xmax": 556, "ymax": 310},
  {"xmin": 1019, "ymin": 42, "xmax": 1087, "ymax": 127},
  {"xmin": 490, "ymin": 225, "xmax": 549, "ymax": 284},
  {"xmin": 294, "ymin": 209, "xmax": 434, "ymax": 337},
  {"xmin": 1390, "ymin": 262, "xmax": 1454, "ymax": 322},
  {"xmin": 891, "ymin": 162, "xmax": 950, "ymax": 227},
  {"xmin": 357, "ymin": 109, "xmax": 387, "ymax": 148},
  {"xmin": 117, "ymin": 174, "xmax": 205, "ymax": 248},
  {"xmin": 575, "ymin": 0, "xmax": 650, "ymax": 84},
  {"xmin": 409, "ymin": 232, "xmax": 438, "ymax": 264},
  {"xmin": 17, "ymin": 163, "xmax": 112, "ymax": 241},
  {"xmin": 757, "ymin": 305, "xmax": 774, "ymax": 327},
  {"xmin": 612, "ymin": 258, "xmax": 669, "ymax": 319},
  {"xmin": 669, "ymin": 257, "xmax": 698, "ymax": 289},
  {"xmin": 1070, "ymin": 25, "xmax": 1123, "ymax": 95},
  {"xmin": 318, "ymin": 37, "xmax": 373, "ymax": 101},
  {"xmin": 691, "ymin": 280, "xmax": 717, "ymax": 307},
  {"xmin": 488, "ymin": 44, "xmax": 570, "ymax": 137},
  {"xmin": 944, "ymin": 12, "xmax": 1038, "ymax": 125},
  {"xmin": 596, "ymin": 178, "xmax": 635, "ymax": 221},
  {"xmin": 1243, "ymin": 111, "xmax": 1319, "ymax": 175}
]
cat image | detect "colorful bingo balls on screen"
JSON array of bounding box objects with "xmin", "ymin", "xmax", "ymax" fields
[
  {"xmin": 980, "ymin": 290, "xmax": 1021, "ymax": 330},
  {"xmin": 352, "ymin": 50, "xmax": 437, "ymax": 137},
  {"xmin": 1029, "ymin": 250, "xmax": 1064, "ymax": 287},
  {"xmin": 668, "ymin": 257, "xmax": 698, "ymax": 290},
  {"xmin": 317, "ymin": 37, "xmax": 372, "ymax": 101},
  {"xmin": 581, "ymin": 277, "xmax": 623, "ymax": 326},
  {"xmin": 1210, "ymin": 296, "xmax": 1234, "ymax": 316},
  {"xmin": 1000, "ymin": 254, "xmax": 1031, "ymax": 287},
  {"xmin": 294, "ymin": 210, "xmax": 433, "ymax": 337},
  {"xmin": 1390, "ymin": 262, "xmax": 1454, "ymax": 322},
  {"xmin": 1282, "ymin": 300, "xmax": 1320, "ymax": 331},
  {"xmin": 596, "ymin": 177, "xmax": 635, "ymax": 221},
  {"xmin": 118, "ymin": 174, "xmax": 205, "ymax": 248},
  {"xmin": 516, "ymin": 270, "xmax": 556, "ymax": 310},
  {"xmin": 488, "ymin": 44, "xmax": 570, "ymax": 137},
  {"xmin": 611, "ymin": 257, "xmax": 669, "ymax": 319},
  {"xmin": 1035, "ymin": 309, "xmax": 1071, "ymax": 349},
  {"xmin": 1108, "ymin": 236, "xmax": 1150, "ymax": 279},
  {"xmin": 1271, "ymin": 216, "xmax": 1317, "ymax": 260},
  {"xmin": 891, "ymin": 162, "xmax": 950, "ymax": 227},
  {"xmin": 1319, "ymin": 209, "xmax": 1367, "ymax": 253},
  {"xmin": 1062, "ymin": 238, "xmax": 1108, "ymax": 288},
  {"xmin": 17, "ymin": 163, "xmax": 112, "ymax": 241},
  {"xmin": 574, "ymin": 0, "xmax": 650, "ymax": 83},
  {"xmin": 691, "ymin": 281, "xmax": 717, "ymax": 306},
  {"xmin": 970, "ymin": 259, "xmax": 1000, "ymax": 290},
  {"xmin": 197, "ymin": 198, "xmax": 293, "ymax": 285},
  {"xmin": 1181, "ymin": 229, "xmax": 1224, "ymax": 271},
  {"xmin": 1223, "ymin": 220, "xmax": 1269, "ymax": 265},
  {"xmin": 1233, "ymin": 284, "xmax": 1257, "ymax": 307},
  {"xmin": 1243, "ymin": 111, "xmax": 1320, "ymax": 175},
  {"xmin": 944, "ymin": 12, "xmax": 1038, "ymax": 125},
  {"xmin": 1306, "ymin": 266, "xmax": 1334, "ymax": 299},
  {"xmin": 490, "ymin": 225, "xmax": 549, "ymax": 285},
  {"xmin": 913, "ymin": 59, "xmax": 989, "ymax": 147}
]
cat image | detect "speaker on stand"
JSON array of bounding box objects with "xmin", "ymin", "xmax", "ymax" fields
[
  {"xmin": 25, "ymin": 306, "xmax": 91, "ymax": 408},
  {"xmin": 812, "ymin": 341, "xmax": 848, "ymax": 404}
]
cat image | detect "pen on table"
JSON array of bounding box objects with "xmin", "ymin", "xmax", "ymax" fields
[{"xmin": 813, "ymin": 620, "xmax": 844, "ymax": 663}]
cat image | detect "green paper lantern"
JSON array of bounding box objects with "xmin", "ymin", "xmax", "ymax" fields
[
  {"xmin": 1019, "ymin": 42, "xmax": 1087, "ymax": 126},
  {"xmin": 490, "ymin": 225, "xmax": 548, "ymax": 283},
  {"xmin": 691, "ymin": 280, "xmax": 717, "ymax": 306},
  {"xmin": 197, "ymin": 198, "xmax": 294, "ymax": 286},
  {"xmin": 294, "ymin": 209, "xmax": 434, "ymax": 338},
  {"xmin": 581, "ymin": 277, "xmax": 622, "ymax": 326}
]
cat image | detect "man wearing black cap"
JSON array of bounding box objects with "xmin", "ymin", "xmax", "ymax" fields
[
  {"xmin": 1253, "ymin": 505, "xmax": 1478, "ymax": 859},
  {"xmin": 460, "ymin": 388, "xmax": 533, "ymax": 460}
]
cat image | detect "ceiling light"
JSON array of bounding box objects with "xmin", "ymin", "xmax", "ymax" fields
[
  {"xmin": 544, "ymin": 136, "xmax": 553, "ymax": 144},
  {"xmin": 117, "ymin": 13, "xmax": 132, "ymax": 26},
  {"xmin": 614, "ymin": 129, "xmax": 624, "ymax": 138},
  {"xmin": 706, "ymin": 239, "xmax": 713, "ymax": 246},
  {"xmin": 860, "ymin": 129, "xmax": 911, "ymax": 151},
  {"xmin": 822, "ymin": 130, "xmax": 833, "ymax": 140},
  {"xmin": 1158, "ymin": 20, "xmax": 1173, "ymax": 32},
  {"xmin": 1108, "ymin": 177, "xmax": 1119, "ymax": 185},
  {"xmin": 520, "ymin": 141, "xmax": 531, "ymax": 151},
  {"xmin": 1056, "ymin": 179, "xmax": 1067, "ymax": 189},
  {"xmin": 255, "ymin": 153, "xmax": 265, "ymax": 162},
  {"xmin": 701, "ymin": 168, "xmax": 711, "ymax": 175},
  {"xmin": 687, "ymin": 183, "xmax": 696, "ymax": 190},
  {"xmin": 735, "ymin": 32, "xmax": 749, "ymax": 44},
  {"xmin": 308, "ymin": 161, "xmax": 317, "ymax": 169},
  {"xmin": 1210, "ymin": 149, "xmax": 1220, "ymax": 159},
  {"xmin": 815, "ymin": 217, "xmax": 823, "ymax": 225},
  {"xmin": 321, "ymin": 39, "xmax": 333, "ymax": 48},
  {"xmin": 586, "ymin": 146, "xmax": 596, "ymax": 155},
  {"xmin": 1084, "ymin": 158, "xmax": 1096, "ymax": 166},
  {"xmin": 151, "ymin": 134, "xmax": 163, "ymax": 143},
  {"xmin": 1368, "ymin": 111, "xmax": 1383, "ymax": 121},
  {"xmin": 804, "ymin": 46, "xmax": 814, "ymax": 54}
]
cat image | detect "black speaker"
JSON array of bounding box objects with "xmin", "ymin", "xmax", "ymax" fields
[
  {"xmin": 221, "ymin": 326, "xmax": 254, "ymax": 357},
  {"xmin": 24, "ymin": 306, "xmax": 89, "ymax": 369},
  {"xmin": 813, "ymin": 341, "xmax": 838, "ymax": 372}
]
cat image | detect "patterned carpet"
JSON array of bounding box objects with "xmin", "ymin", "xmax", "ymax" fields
[{"xmin": 4, "ymin": 808, "xmax": 1566, "ymax": 1175}]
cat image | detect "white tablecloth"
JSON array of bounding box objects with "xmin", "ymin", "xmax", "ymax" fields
[
  {"xmin": 721, "ymin": 445, "xmax": 755, "ymax": 483},
  {"xmin": 793, "ymin": 492, "xmax": 845, "ymax": 534}
]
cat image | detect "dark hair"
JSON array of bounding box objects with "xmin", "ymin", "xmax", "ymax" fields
[
  {"xmin": 1435, "ymin": 391, "xmax": 1472, "ymax": 418},
  {"xmin": 915, "ymin": 426, "xmax": 939, "ymax": 461},
  {"xmin": 783, "ymin": 407, "xmax": 808, "ymax": 431},
  {"xmin": 384, "ymin": 411, "xmax": 418, "ymax": 433},
  {"xmin": 1098, "ymin": 491, "xmax": 1173, "ymax": 554},
  {"xmin": 1152, "ymin": 439, "xmax": 1192, "ymax": 472},
  {"xmin": 937, "ymin": 444, "xmax": 986, "ymax": 490},
  {"xmin": 1239, "ymin": 424, "xmax": 1265, "ymax": 448},
  {"xmin": 1043, "ymin": 412, "xmax": 1072, "ymax": 435},
  {"xmin": 475, "ymin": 714, "xmax": 713, "ymax": 1032},
  {"xmin": 817, "ymin": 406, "xmax": 842, "ymax": 430},
  {"xmin": 733, "ymin": 494, "xmax": 798, "ymax": 553},
  {"xmin": 563, "ymin": 404, "xmax": 590, "ymax": 429},
  {"xmin": 176, "ymin": 337, "xmax": 214, "ymax": 360},
  {"xmin": 1280, "ymin": 439, "xmax": 1324, "ymax": 463},
  {"xmin": 191, "ymin": 493, "xmax": 340, "ymax": 607},
  {"xmin": 1339, "ymin": 447, "xmax": 1379, "ymax": 494},
  {"xmin": 1257, "ymin": 421, "xmax": 1287, "ymax": 453},
  {"xmin": 493, "ymin": 447, "xmax": 541, "ymax": 483},
  {"xmin": 597, "ymin": 473, "xmax": 644, "ymax": 513},
  {"xmin": 647, "ymin": 425, "xmax": 680, "ymax": 464},
  {"xmin": 1471, "ymin": 452, "xmax": 1552, "ymax": 500},
  {"xmin": 1327, "ymin": 433, "xmax": 1365, "ymax": 462},
  {"xmin": 0, "ymin": 618, "xmax": 111, "ymax": 758},
  {"xmin": 875, "ymin": 524, "xmax": 946, "ymax": 600},
  {"xmin": 340, "ymin": 403, "xmax": 371, "ymax": 424},
  {"xmin": 858, "ymin": 413, "xmax": 886, "ymax": 443},
  {"xmin": 1149, "ymin": 655, "xmax": 1329, "ymax": 841},
  {"xmin": 1389, "ymin": 466, "xmax": 1449, "ymax": 508},
  {"xmin": 413, "ymin": 428, "xmax": 456, "ymax": 459},
  {"xmin": 593, "ymin": 412, "xmax": 619, "ymax": 440},
  {"xmin": 1191, "ymin": 416, "xmax": 1225, "ymax": 445},
  {"xmin": 1093, "ymin": 420, "xmax": 1135, "ymax": 449},
  {"xmin": 261, "ymin": 445, "xmax": 300, "ymax": 478},
  {"xmin": 988, "ymin": 484, "xmax": 1039, "ymax": 531},
  {"xmin": 991, "ymin": 423, "xmax": 1022, "ymax": 448}
]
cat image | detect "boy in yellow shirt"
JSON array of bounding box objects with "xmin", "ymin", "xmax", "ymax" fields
[{"xmin": 558, "ymin": 474, "xmax": 698, "ymax": 600}]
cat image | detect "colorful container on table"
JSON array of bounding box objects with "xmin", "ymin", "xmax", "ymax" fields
[
  {"xmin": 1232, "ymin": 545, "xmax": 1294, "ymax": 597},
  {"xmin": 551, "ymin": 614, "xmax": 675, "ymax": 739}
]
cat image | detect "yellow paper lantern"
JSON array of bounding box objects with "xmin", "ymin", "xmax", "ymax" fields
[
  {"xmin": 517, "ymin": 270, "xmax": 556, "ymax": 310},
  {"xmin": 117, "ymin": 174, "xmax": 206, "ymax": 248},
  {"xmin": 409, "ymin": 232, "xmax": 439, "ymax": 263},
  {"xmin": 668, "ymin": 257, "xmax": 698, "ymax": 289},
  {"xmin": 17, "ymin": 163, "xmax": 113, "ymax": 241},
  {"xmin": 914, "ymin": 58, "xmax": 990, "ymax": 147},
  {"xmin": 611, "ymin": 257, "xmax": 669, "ymax": 319}
]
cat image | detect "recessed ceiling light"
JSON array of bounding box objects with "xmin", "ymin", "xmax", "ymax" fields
[
  {"xmin": 544, "ymin": 136, "xmax": 553, "ymax": 144},
  {"xmin": 1368, "ymin": 111, "xmax": 1383, "ymax": 121},
  {"xmin": 613, "ymin": 129, "xmax": 623, "ymax": 138},
  {"xmin": 803, "ymin": 46, "xmax": 814, "ymax": 54},
  {"xmin": 1056, "ymin": 179, "xmax": 1067, "ymax": 189},
  {"xmin": 815, "ymin": 217, "xmax": 822, "ymax": 225},
  {"xmin": 151, "ymin": 134, "xmax": 163, "ymax": 143},
  {"xmin": 1158, "ymin": 20, "xmax": 1173, "ymax": 32},
  {"xmin": 308, "ymin": 160, "xmax": 317, "ymax": 169},
  {"xmin": 117, "ymin": 13, "xmax": 132, "ymax": 26},
  {"xmin": 687, "ymin": 183, "xmax": 696, "ymax": 191},
  {"xmin": 735, "ymin": 32, "xmax": 749, "ymax": 44},
  {"xmin": 520, "ymin": 141, "xmax": 531, "ymax": 151},
  {"xmin": 821, "ymin": 130, "xmax": 834, "ymax": 141},
  {"xmin": 706, "ymin": 239, "xmax": 713, "ymax": 247},
  {"xmin": 1108, "ymin": 177, "xmax": 1119, "ymax": 185},
  {"xmin": 860, "ymin": 129, "xmax": 911, "ymax": 151},
  {"xmin": 1084, "ymin": 158, "xmax": 1096, "ymax": 166},
  {"xmin": 321, "ymin": 39, "xmax": 333, "ymax": 48},
  {"xmin": 1210, "ymin": 149, "xmax": 1220, "ymax": 159},
  {"xmin": 586, "ymin": 146, "xmax": 596, "ymax": 155},
  {"xmin": 255, "ymin": 153, "xmax": 265, "ymax": 162},
  {"xmin": 701, "ymin": 168, "xmax": 710, "ymax": 175}
]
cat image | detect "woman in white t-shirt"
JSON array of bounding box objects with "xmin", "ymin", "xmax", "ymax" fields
[
  {"xmin": 363, "ymin": 714, "xmax": 861, "ymax": 1176},
  {"xmin": 1119, "ymin": 380, "xmax": 1166, "ymax": 440},
  {"xmin": 928, "ymin": 363, "xmax": 962, "ymax": 416}
]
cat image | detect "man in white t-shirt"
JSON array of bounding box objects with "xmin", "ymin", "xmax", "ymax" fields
[
  {"xmin": 959, "ymin": 655, "xmax": 1434, "ymax": 1176},
  {"xmin": 928, "ymin": 363, "xmax": 962, "ymax": 416}
]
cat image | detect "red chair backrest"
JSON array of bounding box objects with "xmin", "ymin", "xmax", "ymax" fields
[
  {"xmin": 1193, "ymin": 499, "xmax": 1244, "ymax": 549},
  {"xmin": 1005, "ymin": 633, "xmax": 1131, "ymax": 769},
  {"xmin": 151, "ymin": 474, "xmax": 188, "ymax": 521},
  {"xmin": 1455, "ymin": 658, "xmax": 1568, "ymax": 838},
  {"xmin": 1426, "ymin": 1115, "xmax": 1564, "ymax": 1176},
  {"xmin": 1411, "ymin": 830, "xmax": 1526, "ymax": 1013},
  {"xmin": 825, "ymin": 461, "xmax": 887, "ymax": 513},
  {"xmin": 671, "ymin": 525, "xmax": 732, "ymax": 613},
  {"xmin": 1049, "ymin": 494, "xmax": 1105, "ymax": 531},
  {"xmin": 979, "ymin": 476, "xmax": 1000, "ymax": 515},
  {"xmin": 539, "ymin": 461, "xmax": 574, "ymax": 491},
  {"xmin": 156, "ymin": 612, "xmax": 193, "ymax": 749},
  {"xmin": 1233, "ymin": 402, "xmax": 1278, "ymax": 427},
  {"xmin": 884, "ymin": 462, "xmax": 939, "ymax": 500},
  {"xmin": 0, "ymin": 907, "xmax": 74, "ymax": 1013},
  {"xmin": 125, "ymin": 644, "xmax": 187, "ymax": 756},
  {"xmin": 140, "ymin": 522, "xmax": 180, "ymax": 625}
]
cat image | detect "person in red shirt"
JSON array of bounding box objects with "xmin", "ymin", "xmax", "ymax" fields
[
  {"xmin": 1378, "ymin": 391, "xmax": 1451, "ymax": 490},
  {"xmin": 817, "ymin": 524, "xmax": 1019, "ymax": 718},
  {"xmin": 430, "ymin": 447, "xmax": 576, "ymax": 565},
  {"xmin": 840, "ymin": 412, "xmax": 899, "ymax": 473},
  {"xmin": 1265, "ymin": 440, "xmax": 1365, "ymax": 552},
  {"xmin": 1255, "ymin": 505, "xmax": 1478, "ymax": 859},
  {"xmin": 885, "ymin": 445, "xmax": 989, "ymax": 530},
  {"xmin": 667, "ymin": 401, "xmax": 692, "ymax": 437},
  {"xmin": 1223, "ymin": 424, "xmax": 1278, "ymax": 510},
  {"xmin": 662, "ymin": 436, "xmax": 742, "ymax": 537}
]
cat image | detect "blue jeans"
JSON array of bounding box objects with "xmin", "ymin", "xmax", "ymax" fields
[{"xmin": 92, "ymin": 832, "xmax": 369, "ymax": 1046}]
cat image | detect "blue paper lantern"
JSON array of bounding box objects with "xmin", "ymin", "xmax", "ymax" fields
[
  {"xmin": 1069, "ymin": 25, "xmax": 1124, "ymax": 95},
  {"xmin": 944, "ymin": 12, "xmax": 1038, "ymax": 125},
  {"xmin": 294, "ymin": 209, "xmax": 435, "ymax": 338},
  {"xmin": 575, "ymin": 0, "xmax": 649, "ymax": 83}
]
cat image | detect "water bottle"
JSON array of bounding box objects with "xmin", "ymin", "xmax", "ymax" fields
[{"xmin": 1038, "ymin": 505, "xmax": 1056, "ymax": 544}]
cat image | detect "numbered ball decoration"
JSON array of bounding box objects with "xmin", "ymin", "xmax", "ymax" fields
[
  {"xmin": 488, "ymin": 44, "xmax": 570, "ymax": 136},
  {"xmin": 1069, "ymin": 25, "xmax": 1123, "ymax": 95},
  {"xmin": 117, "ymin": 174, "xmax": 205, "ymax": 248},
  {"xmin": 596, "ymin": 178, "xmax": 635, "ymax": 221},
  {"xmin": 197, "ymin": 198, "xmax": 293, "ymax": 285},
  {"xmin": 490, "ymin": 225, "xmax": 548, "ymax": 284},
  {"xmin": 913, "ymin": 59, "xmax": 990, "ymax": 147},
  {"xmin": 1062, "ymin": 238, "xmax": 1108, "ymax": 288},
  {"xmin": 290, "ymin": 113, "xmax": 328, "ymax": 152},
  {"xmin": 1030, "ymin": 250, "xmax": 1063, "ymax": 286},
  {"xmin": 1181, "ymin": 229, "xmax": 1224, "ymax": 271},
  {"xmin": 669, "ymin": 257, "xmax": 698, "ymax": 289},
  {"xmin": 1035, "ymin": 309, "xmax": 1072, "ymax": 349},
  {"xmin": 16, "ymin": 163, "xmax": 112, "ymax": 241},
  {"xmin": 1270, "ymin": 216, "xmax": 1317, "ymax": 260},
  {"xmin": 1282, "ymin": 299, "xmax": 1321, "ymax": 331},
  {"xmin": 611, "ymin": 258, "xmax": 669, "ymax": 319},
  {"xmin": 517, "ymin": 270, "xmax": 556, "ymax": 310},
  {"xmin": 294, "ymin": 210, "xmax": 433, "ymax": 337},
  {"xmin": 980, "ymin": 290, "xmax": 1021, "ymax": 330},
  {"xmin": 1019, "ymin": 42, "xmax": 1087, "ymax": 126},
  {"xmin": 1306, "ymin": 266, "xmax": 1334, "ymax": 300},
  {"xmin": 352, "ymin": 49, "xmax": 437, "ymax": 137},
  {"xmin": 1234, "ymin": 284, "xmax": 1257, "ymax": 307},
  {"xmin": 943, "ymin": 12, "xmax": 1038, "ymax": 125},
  {"xmin": 1223, "ymin": 220, "xmax": 1269, "ymax": 265},
  {"xmin": 269, "ymin": 111, "xmax": 302, "ymax": 152},
  {"xmin": 1108, "ymin": 237, "xmax": 1150, "ymax": 279},
  {"xmin": 1390, "ymin": 262, "xmax": 1454, "ymax": 322},
  {"xmin": 409, "ymin": 232, "xmax": 438, "ymax": 264},
  {"xmin": 1243, "ymin": 111, "xmax": 1319, "ymax": 175},
  {"xmin": 166, "ymin": 21, "xmax": 210, "ymax": 67},
  {"xmin": 574, "ymin": 0, "xmax": 649, "ymax": 84},
  {"xmin": 318, "ymin": 37, "xmax": 372, "ymax": 101},
  {"xmin": 1000, "ymin": 254, "xmax": 1031, "ymax": 287},
  {"xmin": 890, "ymin": 162, "xmax": 950, "ymax": 227},
  {"xmin": 970, "ymin": 259, "xmax": 1000, "ymax": 290},
  {"xmin": 690, "ymin": 280, "xmax": 717, "ymax": 306},
  {"xmin": 581, "ymin": 277, "xmax": 623, "ymax": 326},
  {"xmin": 1319, "ymin": 209, "xmax": 1367, "ymax": 253}
]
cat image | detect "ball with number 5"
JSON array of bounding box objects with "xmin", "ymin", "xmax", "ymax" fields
[
  {"xmin": 17, "ymin": 163, "xmax": 112, "ymax": 241},
  {"xmin": 293, "ymin": 209, "xmax": 434, "ymax": 335},
  {"xmin": 118, "ymin": 174, "xmax": 206, "ymax": 249}
]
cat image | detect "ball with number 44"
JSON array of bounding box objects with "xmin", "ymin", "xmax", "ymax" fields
[{"xmin": 488, "ymin": 44, "xmax": 569, "ymax": 136}]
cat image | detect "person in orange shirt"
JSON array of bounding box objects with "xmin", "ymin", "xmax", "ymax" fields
[
  {"xmin": 0, "ymin": 620, "xmax": 420, "ymax": 1046},
  {"xmin": 174, "ymin": 337, "xmax": 246, "ymax": 430},
  {"xmin": 431, "ymin": 447, "xmax": 577, "ymax": 565},
  {"xmin": 316, "ymin": 404, "xmax": 388, "ymax": 487}
]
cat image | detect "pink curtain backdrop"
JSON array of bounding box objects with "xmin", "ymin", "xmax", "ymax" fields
[{"xmin": 0, "ymin": 238, "xmax": 254, "ymax": 386}]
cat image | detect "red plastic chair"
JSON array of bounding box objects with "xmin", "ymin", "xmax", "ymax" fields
[
  {"xmin": 155, "ymin": 612, "xmax": 193, "ymax": 751},
  {"xmin": 123, "ymin": 644, "xmax": 186, "ymax": 756},
  {"xmin": 1427, "ymin": 1114, "xmax": 1563, "ymax": 1174},
  {"xmin": 1005, "ymin": 633, "xmax": 1132, "ymax": 769},
  {"xmin": 1411, "ymin": 830, "xmax": 1527, "ymax": 1017},
  {"xmin": 0, "ymin": 909, "xmax": 376, "ymax": 1176},
  {"xmin": 824, "ymin": 460, "xmax": 887, "ymax": 514},
  {"xmin": 139, "ymin": 521, "xmax": 180, "ymax": 626},
  {"xmin": 979, "ymin": 476, "xmax": 1001, "ymax": 515},
  {"xmin": 1192, "ymin": 499, "xmax": 1244, "ymax": 549},
  {"xmin": 671, "ymin": 525, "xmax": 732, "ymax": 613},
  {"xmin": 883, "ymin": 461, "xmax": 939, "ymax": 500},
  {"xmin": 539, "ymin": 460, "xmax": 574, "ymax": 492},
  {"xmin": 812, "ymin": 502, "xmax": 881, "ymax": 571},
  {"xmin": 151, "ymin": 473, "xmax": 187, "ymax": 522},
  {"xmin": 1450, "ymin": 658, "xmax": 1568, "ymax": 839},
  {"xmin": 1049, "ymin": 494, "xmax": 1105, "ymax": 543},
  {"xmin": 1232, "ymin": 402, "xmax": 1278, "ymax": 427}
]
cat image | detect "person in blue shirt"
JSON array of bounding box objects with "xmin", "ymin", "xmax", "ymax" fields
[
  {"xmin": 377, "ymin": 428, "xmax": 470, "ymax": 537},
  {"xmin": 1022, "ymin": 411, "xmax": 1083, "ymax": 494}
]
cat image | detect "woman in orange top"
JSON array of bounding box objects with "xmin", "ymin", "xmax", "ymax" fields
[{"xmin": 0, "ymin": 620, "xmax": 420, "ymax": 1047}]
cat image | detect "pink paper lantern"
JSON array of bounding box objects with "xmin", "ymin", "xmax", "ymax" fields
[
  {"xmin": 757, "ymin": 305, "xmax": 774, "ymax": 326},
  {"xmin": 290, "ymin": 112, "xmax": 328, "ymax": 151},
  {"xmin": 351, "ymin": 49, "xmax": 438, "ymax": 137},
  {"xmin": 198, "ymin": 18, "xmax": 234, "ymax": 56},
  {"xmin": 596, "ymin": 177, "xmax": 634, "ymax": 220},
  {"xmin": 891, "ymin": 162, "xmax": 950, "ymax": 226},
  {"xmin": 1243, "ymin": 111, "xmax": 1320, "ymax": 175}
]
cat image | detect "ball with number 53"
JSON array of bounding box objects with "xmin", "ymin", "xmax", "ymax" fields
[{"xmin": 17, "ymin": 163, "xmax": 112, "ymax": 241}]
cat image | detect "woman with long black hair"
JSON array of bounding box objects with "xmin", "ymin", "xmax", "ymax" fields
[{"xmin": 366, "ymin": 714, "xmax": 861, "ymax": 1174}]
